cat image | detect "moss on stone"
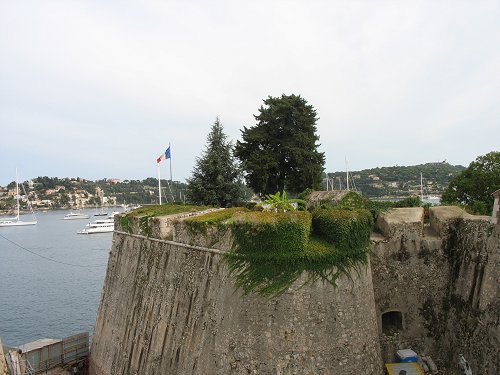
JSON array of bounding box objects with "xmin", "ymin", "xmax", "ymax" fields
[{"xmin": 127, "ymin": 204, "xmax": 210, "ymax": 217}]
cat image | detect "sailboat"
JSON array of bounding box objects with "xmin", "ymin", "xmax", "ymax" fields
[
  {"xmin": 94, "ymin": 203, "xmax": 108, "ymax": 217},
  {"xmin": 420, "ymin": 173, "xmax": 440, "ymax": 205},
  {"xmin": 0, "ymin": 170, "xmax": 37, "ymax": 227}
]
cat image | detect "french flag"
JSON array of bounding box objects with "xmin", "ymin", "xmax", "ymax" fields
[{"xmin": 156, "ymin": 146, "xmax": 171, "ymax": 163}]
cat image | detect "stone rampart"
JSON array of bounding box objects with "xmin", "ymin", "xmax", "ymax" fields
[
  {"xmin": 91, "ymin": 206, "xmax": 499, "ymax": 375},
  {"xmin": 440, "ymin": 218, "xmax": 500, "ymax": 374},
  {"xmin": 376, "ymin": 207, "xmax": 424, "ymax": 238},
  {"xmin": 372, "ymin": 207, "xmax": 499, "ymax": 374},
  {"xmin": 372, "ymin": 208, "xmax": 449, "ymax": 364},
  {"xmin": 90, "ymin": 216, "xmax": 382, "ymax": 375}
]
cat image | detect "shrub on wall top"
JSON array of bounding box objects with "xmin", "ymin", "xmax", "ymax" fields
[
  {"xmin": 184, "ymin": 207, "xmax": 248, "ymax": 234},
  {"xmin": 182, "ymin": 205, "xmax": 373, "ymax": 296},
  {"xmin": 312, "ymin": 208, "xmax": 373, "ymax": 255},
  {"xmin": 231, "ymin": 210, "xmax": 312, "ymax": 257}
]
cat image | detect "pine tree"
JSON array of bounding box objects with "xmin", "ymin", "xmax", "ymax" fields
[
  {"xmin": 187, "ymin": 117, "xmax": 244, "ymax": 207},
  {"xmin": 235, "ymin": 94, "xmax": 325, "ymax": 196}
]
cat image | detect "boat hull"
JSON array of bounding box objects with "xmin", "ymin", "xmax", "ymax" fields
[
  {"xmin": 78, "ymin": 219, "xmax": 114, "ymax": 234},
  {"xmin": 0, "ymin": 220, "xmax": 37, "ymax": 227},
  {"xmin": 77, "ymin": 226, "xmax": 114, "ymax": 234},
  {"xmin": 64, "ymin": 215, "xmax": 90, "ymax": 220}
]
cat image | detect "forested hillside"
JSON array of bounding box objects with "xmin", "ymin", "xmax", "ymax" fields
[{"xmin": 326, "ymin": 162, "xmax": 466, "ymax": 198}]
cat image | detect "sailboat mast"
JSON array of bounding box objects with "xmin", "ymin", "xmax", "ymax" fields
[
  {"xmin": 15, "ymin": 168, "xmax": 20, "ymax": 219},
  {"xmin": 345, "ymin": 157, "xmax": 350, "ymax": 191}
]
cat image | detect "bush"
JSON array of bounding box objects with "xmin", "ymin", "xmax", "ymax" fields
[
  {"xmin": 312, "ymin": 208, "xmax": 373, "ymax": 254},
  {"xmin": 179, "ymin": 205, "xmax": 372, "ymax": 296},
  {"xmin": 393, "ymin": 196, "xmax": 421, "ymax": 208},
  {"xmin": 184, "ymin": 207, "xmax": 248, "ymax": 234},
  {"xmin": 231, "ymin": 211, "xmax": 312, "ymax": 257},
  {"xmin": 336, "ymin": 191, "xmax": 370, "ymax": 210}
]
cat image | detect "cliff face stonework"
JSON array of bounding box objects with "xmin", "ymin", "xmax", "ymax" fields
[
  {"xmin": 89, "ymin": 206, "xmax": 499, "ymax": 375},
  {"xmin": 89, "ymin": 228, "xmax": 382, "ymax": 375}
]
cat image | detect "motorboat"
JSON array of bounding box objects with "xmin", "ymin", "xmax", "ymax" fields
[
  {"xmin": 77, "ymin": 218, "xmax": 114, "ymax": 234},
  {"xmin": 64, "ymin": 211, "xmax": 90, "ymax": 220}
]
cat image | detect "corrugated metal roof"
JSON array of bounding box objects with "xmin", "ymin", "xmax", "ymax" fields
[
  {"xmin": 385, "ymin": 362, "xmax": 424, "ymax": 375},
  {"xmin": 16, "ymin": 338, "xmax": 62, "ymax": 352}
]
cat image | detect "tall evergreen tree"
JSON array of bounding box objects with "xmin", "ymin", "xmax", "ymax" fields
[
  {"xmin": 187, "ymin": 117, "xmax": 244, "ymax": 207},
  {"xmin": 235, "ymin": 94, "xmax": 325, "ymax": 196}
]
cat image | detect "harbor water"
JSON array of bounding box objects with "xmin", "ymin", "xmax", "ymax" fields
[{"xmin": 0, "ymin": 209, "xmax": 112, "ymax": 346}]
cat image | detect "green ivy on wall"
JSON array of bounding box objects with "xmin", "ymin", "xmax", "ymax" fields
[{"xmin": 185, "ymin": 201, "xmax": 374, "ymax": 297}]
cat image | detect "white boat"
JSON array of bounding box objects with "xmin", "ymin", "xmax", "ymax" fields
[
  {"xmin": 0, "ymin": 170, "xmax": 37, "ymax": 227},
  {"xmin": 420, "ymin": 173, "xmax": 441, "ymax": 205},
  {"xmin": 77, "ymin": 218, "xmax": 114, "ymax": 234},
  {"xmin": 63, "ymin": 211, "xmax": 90, "ymax": 220}
]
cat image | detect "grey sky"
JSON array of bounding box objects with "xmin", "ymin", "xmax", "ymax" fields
[{"xmin": 1, "ymin": 1, "xmax": 499, "ymax": 186}]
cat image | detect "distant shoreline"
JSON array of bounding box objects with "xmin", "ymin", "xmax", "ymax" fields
[{"xmin": 0, "ymin": 205, "xmax": 126, "ymax": 216}]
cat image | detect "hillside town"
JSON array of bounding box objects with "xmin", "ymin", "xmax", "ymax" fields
[
  {"xmin": 0, "ymin": 177, "xmax": 177, "ymax": 213},
  {"xmin": 0, "ymin": 162, "xmax": 465, "ymax": 214}
]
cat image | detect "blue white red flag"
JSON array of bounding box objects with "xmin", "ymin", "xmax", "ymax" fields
[{"xmin": 156, "ymin": 146, "xmax": 171, "ymax": 163}]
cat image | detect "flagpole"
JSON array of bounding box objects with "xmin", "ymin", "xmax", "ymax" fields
[
  {"xmin": 168, "ymin": 142, "xmax": 175, "ymax": 204},
  {"xmin": 169, "ymin": 142, "xmax": 172, "ymax": 185},
  {"xmin": 158, "ymin": 162, "xmax": 162, "ymax": 205}
]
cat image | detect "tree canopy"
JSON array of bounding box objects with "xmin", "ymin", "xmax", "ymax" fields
[
  {"xmin": 186, "ymin": 117, "xmax": 244, "ymax": 207},
  {"xmin": 234, "ymin": 94, "xmax": 325, "ymax": 196},
  {"xmin": 441, "ymin": 151, "xmax": 500, "ymax": 215}
]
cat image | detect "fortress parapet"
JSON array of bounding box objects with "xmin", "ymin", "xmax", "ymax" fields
[{"xmin": 376, "ymin": 207, "xmax": 424, "ymax": 238}]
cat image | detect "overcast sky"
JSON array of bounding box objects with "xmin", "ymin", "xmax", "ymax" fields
[{"xmin": 1, "ymin": 1, "xmax": 499, "ymax": 186}]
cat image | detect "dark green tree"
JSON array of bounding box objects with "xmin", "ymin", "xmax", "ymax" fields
[
  {"xmin": 235, "ymin": 94, "xmax": 325, "ymax": 196},
  {"xmin": 442, "ymin": 151, "xmax": 500, "ymax": 214},
  {"xmin": 187, "ymin": 117, "xmax": 244, "ymax": 207},
  {"xmin": 56, "ymin": 192, "xmax": 71, "ymax": 208}
]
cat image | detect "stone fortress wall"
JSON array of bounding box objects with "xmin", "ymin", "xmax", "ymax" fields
[
  {"xmin": 373, "ymin": 206, "xmax": 499, "ymax": 374},
  {"xmin": 89, "ymin": 219, "xmax": 382, "ymax": 375},
  {"xmin": 89, "ymin": 206, "xmax": 499, "ymax": 375}
]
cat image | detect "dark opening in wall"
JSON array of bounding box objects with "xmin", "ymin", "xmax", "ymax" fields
[{"xmin": 382, "ymin": 310, "xmax": 403, "ymax": 335}]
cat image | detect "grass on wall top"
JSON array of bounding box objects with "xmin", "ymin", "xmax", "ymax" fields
[
  {"xmin": 119, "ymin": 204, "xmax": 211, "ymax": 235},
  {"xmin": 125, "ymin": 204, "xmax": 210, "ymax": 217}
]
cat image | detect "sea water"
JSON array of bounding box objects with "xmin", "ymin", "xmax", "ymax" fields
[{"xmin": 0, "ymin": 209, "xmax": 112, "ymax": 346}]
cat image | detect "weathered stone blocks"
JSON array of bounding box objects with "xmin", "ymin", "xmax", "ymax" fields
[{"xmin": 376, "ymin": 207, "xmax": 424, "ymax": 238}]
